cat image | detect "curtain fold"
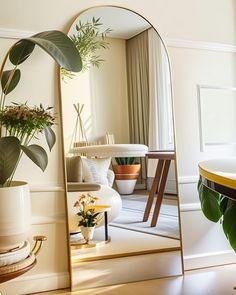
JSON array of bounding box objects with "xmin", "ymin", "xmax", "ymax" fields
[
  {"xmin": 126, "ymin": 30, "xmax": 149, "ymax": 146},
  {"xmin": 148, "ymin": 28, "xmax": 173, "ymax": 151},
  {"xmin": 126, "ymin": 30, "xmax": 149, "ymax": 182}
]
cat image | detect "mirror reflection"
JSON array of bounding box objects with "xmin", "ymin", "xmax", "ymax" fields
[{"xmin": 60, "ymin": 6, "xmax": 183, "ymax": 291}]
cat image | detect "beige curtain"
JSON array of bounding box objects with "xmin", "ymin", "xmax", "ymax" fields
[
  {"xmin": 126, "ymin": 30, "xmax": 149, "ymax": 182},
  {"xmin": 126, "ymin": 30, "xmax": 149, "ymax": 145}
]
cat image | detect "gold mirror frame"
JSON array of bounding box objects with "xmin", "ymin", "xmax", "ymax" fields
[{"xmin": 59, "ymin": 5, "xmax": 184, "ymax": 291}]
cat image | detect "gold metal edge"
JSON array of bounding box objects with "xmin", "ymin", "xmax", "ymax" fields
[
  {"xmin": 60, "ymin": 3, "xmax": 185, "ymax": 282},
  {"xmin": 57, "ymin": 62, "xmax": 72, "ymax": 289},
  {"xmin": 199, "ymin": 165, "xmax": 236, "ymax": 190},
  {"xmin": 71, "ymin": 237, "xmax": 111, "ymax": 249},
  {"xmin": 72, "ymin": 246, "xmax": 181, "ymax": 263}
]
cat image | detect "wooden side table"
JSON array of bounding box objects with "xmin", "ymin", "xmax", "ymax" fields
[{"xmin": 143, "ymin": 151, "xmax": 175, "ymax": 227}]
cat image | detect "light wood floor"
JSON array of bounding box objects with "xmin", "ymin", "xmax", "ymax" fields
[{"xmin": 32, "ymin": 263, "xmax": 236, "ymax": 295}]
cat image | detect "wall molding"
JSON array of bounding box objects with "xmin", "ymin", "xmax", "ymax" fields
[
  {"xmin": 197, "ymin": 84, "xmax": 236, "ymax": 151},
  {"xmin": 0, "ymin": 28, "xmax": 35, "ymax": 39},
  {"xmin": 0, "ymin": 271, "xmax": 69, "ymax": 294},
  {"xmin": 32, "ymin": 215, "xmax": 66, "ymax": 225},
  {"xmin": 165, "ymin": 38, "xmax": 236, "ymax": 53},
  {"xmin": 184, "ymin": 249, "xmax": 236, "ymax": 270},
  {"xmin": 28, "ymin": 177, "xmax": 198, "ymax": 192},
  {"xmin": 0, "ymin": 27, "xmax": 236, "ymax": 53},
  {"xmin": 30, "ymin": 184, "xmax": 64, "ymax": 193}
]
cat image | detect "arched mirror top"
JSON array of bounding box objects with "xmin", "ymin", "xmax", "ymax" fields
[{"xmin": 61, "ymin": 5, "xmax": 174, "ymax": 153}]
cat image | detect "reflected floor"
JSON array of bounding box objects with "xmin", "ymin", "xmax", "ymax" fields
[
  {"xmin": 71, "ymin": 226, "xmax": 180, "ymax": 263},
  {"xmin": 71, "ymin": 189, "xmax": 180, "ymax": 262},
  {"xmin": 111, "ymin": 190, "xmax": 180, "ymax": 239}
]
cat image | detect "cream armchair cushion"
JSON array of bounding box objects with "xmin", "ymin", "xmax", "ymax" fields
[
  {"xmin": 66, "ymin": 156, "xmax": 82, "ymax": 183},
  {"xmin": 66, "ymin": 156, "xmax": 114, "ymax": 187},
  {"xmin": 81, "ymin": 157, "xmax": 113, "ymax": 186}
]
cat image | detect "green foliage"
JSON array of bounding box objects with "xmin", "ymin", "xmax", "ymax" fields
[
  {"xmin": 0, "ymin": 137, "xmax": 21, "ymax": 186},
  {"xmin": 0, "ymin": 30, "xmax": 82, "ymax": 186},
  {"xmin": 198, "ymin": 178, "xmax": 236, "ymax": 252},
  {"xmin": 198, "ymin": 182, "xmax": 222, "ymax": 222},
  {"xmin": 9, "ymin": 31, "xmax": 82, "ymax": 71},
  {"xmin": 1, "ymin": 70, "xmax": 21, "ymax": 95},
  {"xmin": 115, "ymin": 157, "xmax": 136, "ymax": 165},
  {"xmin": 61, "ymin": 17, "xmax": 111, "ymax": 80}
]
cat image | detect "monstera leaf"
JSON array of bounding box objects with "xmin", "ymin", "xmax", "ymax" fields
[
  {"xmin": 9, "ymin": 30, "xmax": 82, "ymax": 72},
  {"xmin": 0, "ymin": 137, "xmax": 21, "ymax": 186},
  {"xmin": 198, "ymin": 182, "xmax": 222, "ymax": 222},
  {"xmin": 223, "ymin": 201, "xmax": 236, "ymax": 251},
  {"xmin": 198, "ymin": 178, "xmax": 236, "ymax": 253}
]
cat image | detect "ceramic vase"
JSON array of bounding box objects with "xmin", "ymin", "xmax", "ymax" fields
[
  {"xmin": 0, "ymin": 181, "xmax": 31, "ymax": 252},
  {"xmin": 80, "ymin": 226, "xmax": 95, "ymax": 243},
  {"xmin": 113, "ymin": 164, "xmax": 141, "ymax": 194}
]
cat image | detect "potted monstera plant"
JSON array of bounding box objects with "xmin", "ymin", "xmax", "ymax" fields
[
  {"xmin": 198, "ymin": 178, "xmax": 236, "ymax": 252},
  {"xmin": 0, "ymin": 30, "xmax": 82, "ymax": 252}
]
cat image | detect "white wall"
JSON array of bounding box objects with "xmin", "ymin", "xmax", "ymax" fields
[
  {"xmin": 0, "ymin": 0, "xmax": 236, "ymax": 293},
  {"xmin": 170, "ymin": 46, "xmax": 236, "ymax": 269}
]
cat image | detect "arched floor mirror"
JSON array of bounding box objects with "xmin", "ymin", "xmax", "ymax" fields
[{"xmin": 60, "ymin": 5, "xmax": 183, "ymax": 291}]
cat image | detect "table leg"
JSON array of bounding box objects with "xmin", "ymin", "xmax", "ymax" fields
[
  {"xmin": 143, "ymin": 159, "xmax": 164, "ymax": 222},
  {"xmin": 151, "ymin": 160, "xmax": 171, "ymax": 227},
  {"xmin": 104, "ymin": 211, "xmax": 108, "ymax": 241}
]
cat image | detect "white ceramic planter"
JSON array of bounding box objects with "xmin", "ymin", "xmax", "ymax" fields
[
  {"xmin": 0, "ymin": 181, "xmax": 31, "ymax": 252},
  {"xmin": 115, "ymin": 179, "xmax": 137, "ymax": 195},
  {"xmin": 80, "ymin": 226, "xmax": 95, "ymax": 243}
]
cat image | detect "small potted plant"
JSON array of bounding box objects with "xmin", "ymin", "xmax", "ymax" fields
[
  {"xmin": 112, "ymin": 157, "xmax": 141, "ymax": 195},
  {"xmin": 74, "ymin": 193, "xmax": 102, "ymax": 243}
]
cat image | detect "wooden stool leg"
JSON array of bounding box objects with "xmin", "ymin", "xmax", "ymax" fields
[
  {"xmin": 151, "ymin": 160, "xmax": 171, "ymax": 227},
  {"xmin": 143, "ymin": 160, "xmax": 164, "ymax": 222}
]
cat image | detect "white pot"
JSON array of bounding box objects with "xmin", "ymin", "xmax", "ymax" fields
[
  {"xmin": 115, "ymin": 179, "xmax": 137, "ymax": 195},
  {"xmin": 0, "ymin": 181, "xmax": 31, "ymax": 252},
  {"xmin": 80, "ymin": 226, "xmax": 95, "ymax": 243}
]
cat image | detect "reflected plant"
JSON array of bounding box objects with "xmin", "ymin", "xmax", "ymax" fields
[
  {"xmin": 61, "ymin": 17, "xmax": 112, "ymax": 80},
  {"xmin": 115, "ymin": 157, "xmax": 137, "ymax": 165},
  {"xmin": 74, "ymin": 193, "xmax": 102, "ymax": 227}
]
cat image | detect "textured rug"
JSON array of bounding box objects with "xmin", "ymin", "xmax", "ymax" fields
[{"xmin": 110, "ymin": 192, "xmax": 180, "ymax": 240}]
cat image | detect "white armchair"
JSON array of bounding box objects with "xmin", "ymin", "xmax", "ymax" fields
[{"xmin": 65, "ymin": 156, "xmax": 122, "ymax": 233}]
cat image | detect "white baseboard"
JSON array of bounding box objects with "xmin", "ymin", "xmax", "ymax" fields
[
  {"xmin": 180, "ymin": 202, "xmax": 201, "ymax": 212},
  {"xmin": 178, "ymin": 175, "xmax": 199, "ymax": 184},
  {"xmin": 184, "ymin": 250, "xmax": 236, "ymax": 270},
  {"xmin": 0, "ymin": 272, "xmax": 70, "ymax": 295}
]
